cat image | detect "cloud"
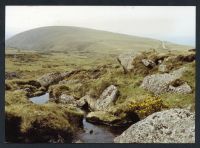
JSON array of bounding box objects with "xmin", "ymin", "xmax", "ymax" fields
[{"xmin": 6, "ymin": 6, "xmax": 195, "ymax": 46}]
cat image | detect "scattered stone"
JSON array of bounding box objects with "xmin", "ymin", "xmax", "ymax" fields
[
  {"xmin": 86, "ymin": 111, "xmax": 126, "ymax": 126},
  {"xmin": 117, "ymin": 54, "xmax": 135, "ymax": 73},
  {"xmin": 95, "ymin": 85, "xmax": 118, "ymax": 111},
  {"xmin": 37, "ymin": 71, "xmax": 74, "ymax": 88},
  {"xmin": 77, "ymin": 95, "xmax": 96, "ymax": 111},
  {"xmin": 37, "ymin": 72, "xmax": 64, "ymax": 87},
  {"xmin": 141, "ymin": 59, "xmax": 155, "ymax": 68},
  {"xmin": 168, "ymin": 83, "xmax": 192, "ymax": 94},
  {"xmin": 114, "ymin": 109, "xmax": 195, "ymax": 143},
  {"xmin": 140, "ymin": 67, "xmax": 188, "ymax": 94}
]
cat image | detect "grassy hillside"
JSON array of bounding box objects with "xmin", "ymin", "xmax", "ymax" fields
[
  {"xmin": 6, "ymin": 26, "xmax": 192, "ymax": 55},
  {"xmin": 5, "ymin": 26, "xmax": 195, "ymax": 143}
]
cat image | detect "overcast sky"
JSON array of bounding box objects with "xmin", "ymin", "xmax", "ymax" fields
[{"xmin": 6, "ymin": 6, "xmax": 195, "ymax": 46}]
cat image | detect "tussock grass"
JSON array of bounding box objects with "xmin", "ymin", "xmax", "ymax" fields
[
  {"xmin": 5, "ymin": 79, "xmax": 41, "ymax": 90},
  {"xmin": 5, "ymin": 90, "xmax": 31, "ymax": 106},
  {"xmin": 5, "ymin": 103, "xmax": 84, "ymax": 142},
  {"xmin": 5, "ymin": 46, "xmax": 195, "ymax": 142}
]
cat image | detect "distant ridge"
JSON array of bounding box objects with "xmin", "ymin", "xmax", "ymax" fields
[{"xmin": 6, "ymin": 26, "xmax": 192, "ymax": 53}]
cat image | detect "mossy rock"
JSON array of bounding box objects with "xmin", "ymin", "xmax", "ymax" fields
[{"xmin": 86, "ymin": 111, "xmax": 131, "ymax": 126}]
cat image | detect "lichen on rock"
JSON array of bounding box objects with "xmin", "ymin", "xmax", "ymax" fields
[
  {"xmin": 114, "ymin": 109, "xmax": 195, "ymax": 143},
  {"xmin": 140, "ymin": 67, "xmax": 192, "ymax": 94},
  {"xmin": 95, "ymin": 85, "xmax": 119, "ymax": 111}
]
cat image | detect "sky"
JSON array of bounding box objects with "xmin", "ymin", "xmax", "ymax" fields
[{"xmin": 6, "ymin": 6, "xmax": 195, "ymax": 46}]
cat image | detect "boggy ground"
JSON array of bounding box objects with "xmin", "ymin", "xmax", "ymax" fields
[{"xmin": 5, "ymin": 48, "xmax": 195, "ymax": 143}]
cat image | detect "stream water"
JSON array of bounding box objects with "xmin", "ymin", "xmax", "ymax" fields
[
  {"xmin": 73, "ymin": 118, "xmax": 127, "ymax": 143},
  {"xmin": 29, "ymin": 93, "xmax": 128, "ymax": 143},
  {"xmin": 30, "ymin": 93, "xmax": 49, "ymax": 104}
]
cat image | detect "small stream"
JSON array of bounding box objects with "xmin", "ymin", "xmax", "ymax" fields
[
  {"xmin": 73, "ymin": 118, "xmax": 127, "ymax": 143},
  {"xmin": 30, "ymin": 93, "xmax": 49, "ymax": 104},
  {"xmin": 29, "ymin": 93, "xmax": 128, "ymax": 143}
]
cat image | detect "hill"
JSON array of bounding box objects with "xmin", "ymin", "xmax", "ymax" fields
[
  {"xmin": 5, "ymin": 26, "xmax": 192, "ymax": 54},
  {"xmin": 5, "ymin": 26, "xmax": 195, "ymax": 143}
]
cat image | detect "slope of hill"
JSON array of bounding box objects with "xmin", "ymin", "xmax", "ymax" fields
[
  {"xmin": 5, "ymin": 26, "xmax": 195, "ymax": 143},
  {"xmin": 6, "ymin": 26, "xmax": 192, "ymax": 54}
]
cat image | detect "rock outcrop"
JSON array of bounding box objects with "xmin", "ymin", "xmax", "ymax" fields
[
  {"xmin": 76, "ymin": 85, "xmax": 119, "ymax": 111},
  {"xmin": 114, "ymin": 109, "xmax": 195, "ymax": 143},
  {"xmin": 86, "ymin": 111, "xmax": 127, "ymax": 126},
  {"xmin": 141, "ymin": 59, "xmax": 155, "ymax": 68},
  {"xmin": 95, "ymin": 85, "xmax": 118, "ymax": 111},
  {"xmin": 37, "ymin": 72, "xmax": 62, "ymax": 87},
  {"xmin": 76, "ymin": 95, "xmax": 96, "ymax": 110},
  {"xmin": 117, "ymin": 54, "xmax": 135, "ymax": 73},
  {"xmin": 37, "ymin": 72, "xmax": 66, "ymax": 87},
  {"xmin": 140, "ymin": 67, "xmax": 192, "ymax": 94},
  {"xmin": 168, "ymin": 83, "xmax": 192, "ymax": 94},
  {"xmin": 117, "ymin": 51, "xmax": 165, "ymax": 75}
]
